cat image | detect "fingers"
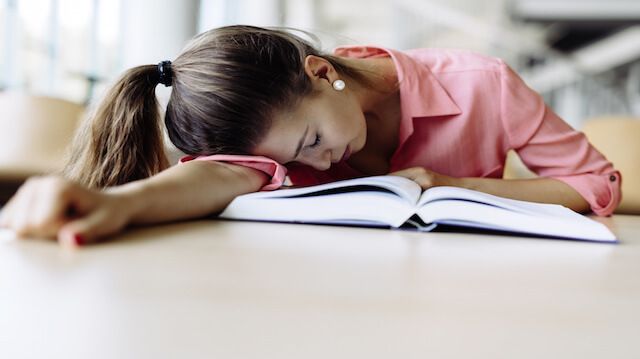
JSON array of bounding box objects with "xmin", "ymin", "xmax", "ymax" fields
[
  {"xmin": 389, "ymin": 167, "xmax": 430, "ymax": 186},
  {"xmin": 0, "ymin": 176, "xmax": 98, "ymax": 241},
  {"xmin": 2, "ymin": 178, "xmax": 42, "ymax": 236},
  {"xmin": 0, "ymin": 175, "xmax": 133, "ymax": 247},
  {"xmin": 58, "ymin": 202, "xmax": 128, "ymax": 246},
  {"xmin": 389, "ymin": 167, "xmax": 447, "ymax": 189},
  {"xmin": 22, "ymin": 180, "xmax": 73, "ymax": 237}
]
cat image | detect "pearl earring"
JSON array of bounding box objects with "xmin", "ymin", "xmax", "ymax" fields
[{"xmin": 332, "ymin": 79, "xmax": 345, "ymax": 91}]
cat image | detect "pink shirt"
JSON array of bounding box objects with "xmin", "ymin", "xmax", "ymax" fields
[{"xmin": 181, "ymin": 46, "xmax": 622, "ymax": 216}]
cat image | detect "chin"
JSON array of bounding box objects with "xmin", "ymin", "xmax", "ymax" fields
[
  {"xmin": 356, "ymin": 132, "xmax": 367, "ymax": 153},
  {"xmin": 313, "ymin": 162, "xmax": 332, "ymax": 171}
]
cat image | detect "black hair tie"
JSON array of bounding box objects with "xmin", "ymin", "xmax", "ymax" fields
[{"xmin": 157, "ymin": 60, "xmax": 173, "ymax": 87}]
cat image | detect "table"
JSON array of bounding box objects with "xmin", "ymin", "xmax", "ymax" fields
[{"xmin": 1, "ymin": 215, "xmax": 639, "ymax": 358}]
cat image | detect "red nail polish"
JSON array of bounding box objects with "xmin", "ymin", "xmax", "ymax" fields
[{"xmin": 74, "ymin": 234, "xmax": 85, "ymax": 246}]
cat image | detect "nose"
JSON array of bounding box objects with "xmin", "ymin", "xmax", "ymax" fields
[
  {"xmin": 305, "ymin": 149, "xmax": 332, "ymax": 171},
  {"xmin": 318, "ymin": 150, "xmax": 332, "ymax": 170}
]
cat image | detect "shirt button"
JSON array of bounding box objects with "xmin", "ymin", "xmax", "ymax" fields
[{"xmin": 609, "ymin": 175, "xmax": 616, "ymax": 182}]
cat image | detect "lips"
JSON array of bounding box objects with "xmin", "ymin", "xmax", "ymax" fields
[{"xmin": 339, "ymin": 145, "xmax": 352, "ymax": 162}]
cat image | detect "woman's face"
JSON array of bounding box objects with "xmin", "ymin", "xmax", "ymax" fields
[{"xmin": 253, "ymin": 63, "xmax": 368, "ymax": 170}]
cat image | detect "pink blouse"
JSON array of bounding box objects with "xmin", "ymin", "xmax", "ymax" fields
[{"xmin": 181, "ymin": 46, "xmax": 622, "ymax": 216}]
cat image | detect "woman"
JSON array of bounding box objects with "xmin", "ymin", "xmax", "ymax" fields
[{"xmin": 0, "ymin": 25, "xmax": 621, "ymax": 246}]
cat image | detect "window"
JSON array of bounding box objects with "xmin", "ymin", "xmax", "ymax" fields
[{"xmin": 2, "ymin": 0, "xmax": 120, "ymax": 103}]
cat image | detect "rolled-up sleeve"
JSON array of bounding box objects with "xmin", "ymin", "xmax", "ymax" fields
[
  {"xmin": 499, "ymin": 61, "xmax": 622, "ymax": 216},
  {"xmin": 179, "ymin": 154, "xmax": 287, "ymax": 191}
]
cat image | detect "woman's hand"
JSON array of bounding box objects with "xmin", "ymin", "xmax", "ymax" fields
[
  {"xmin": 0, "ymin": 176, "xmax": 135, "ymax": 246},
  {"xmin": 388, "ymin": 166, "xmax": 458, "ymax": 190},
  {"xmin": 389, "ymin": 166, "xmax": 592, "ymax": 213}
]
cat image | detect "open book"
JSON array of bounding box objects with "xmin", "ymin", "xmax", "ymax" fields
[{"xmin": 219, "ymin": 175, "xmax": 617, "ymax": 243}]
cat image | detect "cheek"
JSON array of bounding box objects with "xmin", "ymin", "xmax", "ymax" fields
[
  {"xmin": 347, "ymin": 99, "xmax": 366, "ymax": 133},
  {"xmin": 339, "ymin": 102, "xmax": 365, "ymax": 135},
  {"xmin": 349, "ymin": 109, "xmax": 367, "ymax": 141},
  {"xmin": 319, "ymin": 94, "xmax": 365, "ymax": 144}
]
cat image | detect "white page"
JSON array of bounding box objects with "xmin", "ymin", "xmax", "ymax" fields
[
  {"xmin": 418, "ymin": 186, "xmax": 579, "ymax": 218},
  {"xmin": 241, "ymin": 175, "xmax": 421, "ymax": 204},
  {"xmin": 416, "ymin": 200, "xmax": 616, "ymax": 242},
  {"xmin": 221, "ymin": 190, "xmax": 416, "ymax": 228}
]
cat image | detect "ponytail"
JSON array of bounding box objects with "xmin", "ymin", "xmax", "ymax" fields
[
  {"xmin": 62, "ymin": 25, "xmax": 381, "ymax": 188},
  {"xmin": 62, "ymin": 65, "xmax": 169, "ymax": 188}
]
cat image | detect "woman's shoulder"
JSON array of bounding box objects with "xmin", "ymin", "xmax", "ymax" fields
[
  {"xmin": 334, "ymin": 45, "xmax": 505, "ymax": 74},
  {"xmin": 402, "ymin": 47, "xmax": 505, "ymax": 74}
]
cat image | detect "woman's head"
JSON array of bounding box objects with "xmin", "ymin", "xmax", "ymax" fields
[
  {"xmin": 63, "ymin": 25, "xmax": 370, "ymax": 188},
  {"xmin": 167, "ymin": 25, "xmax": 369, "ymax": 170},
  {"xmin": 251, "ymin": 54, "xmax": 368, "ymax": 171}
]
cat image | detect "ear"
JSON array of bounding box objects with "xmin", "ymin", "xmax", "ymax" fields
[{"xmin": 303, "ymin": 55, "xmax": 340, "ymax": 89}]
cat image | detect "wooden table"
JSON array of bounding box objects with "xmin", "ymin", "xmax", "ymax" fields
[{"xmin": 1, "ymin": 215, "xmax": 639, "ymax": 358}]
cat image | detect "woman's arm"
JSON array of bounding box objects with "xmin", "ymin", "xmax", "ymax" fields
[
  {"xmin": 493, "ymin": 61, "xmax": 620, "ymax": 215},
  {"xmin": 0, "ymin": 160, "xmax": 268, "ymax": 245},
  {"xmin": 390, "ymin": 167, "xmax": 591, "ymax": 213},
  {"xmin": 113, "ymin": 160, "xmax": 268, "ymax": 224},
  {"xmin": 453, "ymin": 176, "xmax": 590, "ymax": 213}
]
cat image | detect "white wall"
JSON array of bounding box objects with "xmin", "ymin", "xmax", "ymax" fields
[
  {"xmin": 120, "ymin": 0, "xmax": 199, "ymax": 69},
  {"xmin": 199, "ymin": 0, "xmax": 282, "ymax": 32}
]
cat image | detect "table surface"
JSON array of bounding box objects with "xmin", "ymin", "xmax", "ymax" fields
[{"xmin": 1, "ymin": 215, "xmax": 639, "ymax": 359}]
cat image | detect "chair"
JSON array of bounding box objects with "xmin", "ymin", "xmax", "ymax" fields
[
  {"xmin": 0, "ymin": 92, "xmax": 84, "ymax": 203},
  {"xmin": 502, "ymin": 150, "xmax": 537, "ymax": 180},
  {"xmin": 582, "ymin": 117, "xmax": 640, "ymax": 214}
]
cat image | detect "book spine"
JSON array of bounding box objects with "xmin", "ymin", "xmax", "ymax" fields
[{"xmin": 404, "ymin": 218, "xmax": 438, "ymax": 232}]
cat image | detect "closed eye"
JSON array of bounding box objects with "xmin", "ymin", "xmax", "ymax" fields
[{"xmin": 309, "ymin": 134, "xmax": 321, "ymax": 149}]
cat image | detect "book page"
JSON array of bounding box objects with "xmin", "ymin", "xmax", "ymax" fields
[
  {"xmin": 416, "ymin": 200, "xmax": 616, "ymax": 242},
  {"xmin": 221, "ymin": 190, "xmax": 416, "ymax": 228},
  {"xmin": 242, "ymin": 175, "xmax": 422, "ymax": 204},
  {"xmin": 418, "ymin": 186, "xmax": 576, "ymax": 218}
]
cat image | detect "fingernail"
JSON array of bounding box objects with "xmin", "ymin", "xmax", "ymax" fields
[{"xmin": 74, "ymin": 234, "xmax": 85, "ymax": 246}]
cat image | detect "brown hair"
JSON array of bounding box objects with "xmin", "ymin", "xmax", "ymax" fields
[{"xmin": 63, "ymin": 25, "xmax": 370, "ymax": 188}]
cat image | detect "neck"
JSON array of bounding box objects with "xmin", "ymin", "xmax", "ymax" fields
[
  {"xmin": 340, "ymin": 57, "xmax": 402, "ymax": 174},
  {"xmin": 341, "ymin": 56, "xmax": 400, "ymax": 118}
]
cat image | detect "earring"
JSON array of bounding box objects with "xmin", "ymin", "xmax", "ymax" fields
[{"xmin": 332, "ymin": 79, "xmax": 346, "ymax": 91}]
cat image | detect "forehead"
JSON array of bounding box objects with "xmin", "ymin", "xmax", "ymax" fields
[{"xmin": 252, "ymin": 102, "xmax": 310, "ymax": 163}]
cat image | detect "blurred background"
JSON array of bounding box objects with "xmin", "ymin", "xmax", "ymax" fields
[
  {"xmin": 0, "ymin": 0, "xmax": 639, "ymax": 210},
  {"xmin": 2, "ymin": 0, "xmax": 640, "ymax": 125}
]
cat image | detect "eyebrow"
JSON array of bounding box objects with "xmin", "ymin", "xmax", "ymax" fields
[{"xmin": 293, "ymin": 125, "xmax": 309, "ymax": 160}]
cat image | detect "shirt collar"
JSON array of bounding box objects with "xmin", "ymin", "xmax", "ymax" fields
[{"xmin": 334, "ymin": 45, "xmax": 462, "ymax": 144}]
